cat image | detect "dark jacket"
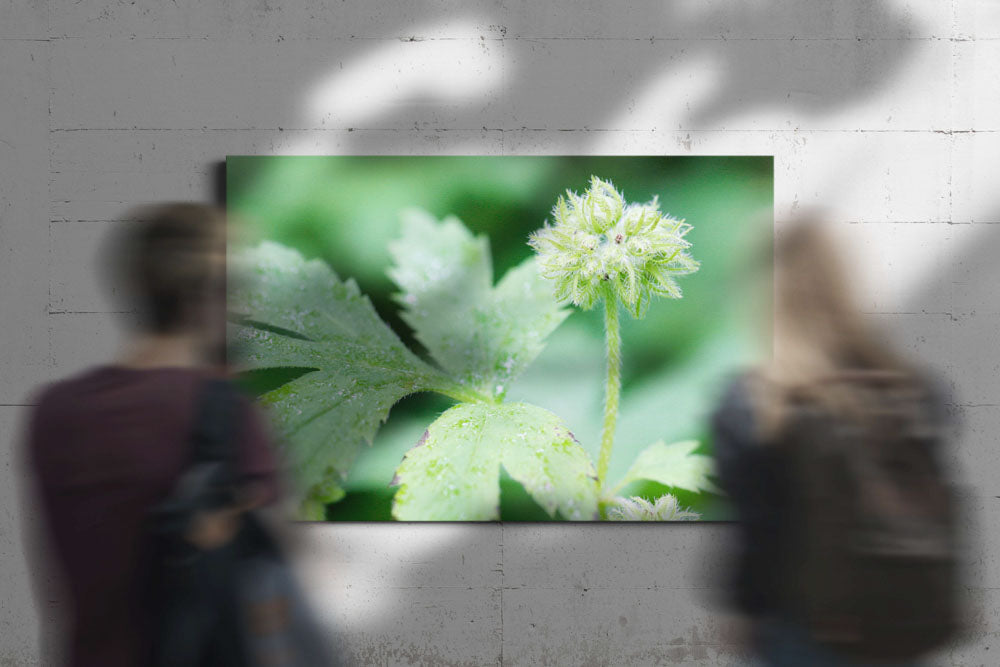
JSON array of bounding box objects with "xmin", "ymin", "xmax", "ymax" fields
[
  {"xmin": 711, "ymin": 371, "xmax": 953, "ymax": 618},
  {"xmin": 26, "ymin": 366, "xmax": 279, "ymax": 667}
]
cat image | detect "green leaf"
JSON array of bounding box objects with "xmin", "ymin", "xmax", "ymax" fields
[
  {"xmin": 391, "ymin": 402, "xmax": 599, "ymax": 521},
  {"xmin": 613, "ymin": 440, "xmax": 721, "ymax": 496},
  {"xmin": 229, "ymin": 241, "xmax": 454, "ymax": 515},
  {"xmin": 387, "ymin": 209, "xmax": 570, "ymax": 398}
]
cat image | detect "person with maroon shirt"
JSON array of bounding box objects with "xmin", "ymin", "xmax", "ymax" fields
[{"xmin": 25, "ymin": 204, "xmax": 280, "ymax": 667}]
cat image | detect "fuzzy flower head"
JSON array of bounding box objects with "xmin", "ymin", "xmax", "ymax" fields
[
  {"xmin": 528, "ymin": 176, "xmax": 699, "ymax": 317},
  {"xmin": 607, "ymin": 494, "xmax": 701, "ymax": 522}
]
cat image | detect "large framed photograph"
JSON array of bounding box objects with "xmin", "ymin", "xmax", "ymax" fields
[{"xmin": 227, "ymin": 156, "xmax": 772, "ymax": 521}]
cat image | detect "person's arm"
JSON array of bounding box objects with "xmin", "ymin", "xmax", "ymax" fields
[
  {"xmin": 233, "ymin": 394, "xmax": 281, "ymax": 507},
  {"xmin": 712, "ymin": 376, "xmax": 785, "ymax": 618},
  {"xmin": 185, "ymin": 389, "xmax": 282, "ymax": 550}
]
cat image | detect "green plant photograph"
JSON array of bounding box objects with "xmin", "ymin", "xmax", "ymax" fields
[{"xmin": 226, "ymin": 156, "xmax": 772, "ymax": 522}]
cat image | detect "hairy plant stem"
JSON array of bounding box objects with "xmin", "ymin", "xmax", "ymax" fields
[
  {"xmin": 429, "ymin": 376, "xmax": 493, "ymax": 405},
  {"xmin": 597, "ymin": 294, "xmax": 622, "ymax": 492}
]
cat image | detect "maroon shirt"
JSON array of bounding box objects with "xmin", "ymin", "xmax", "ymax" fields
[{"xmin": 26, "ymin": 366, "xmax": 280, "ymax": 667}]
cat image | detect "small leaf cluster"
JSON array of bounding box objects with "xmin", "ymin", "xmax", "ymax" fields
[
  {"xmin": 529, "ymin": 176, "xmax": 699, "ymax": 317},
  {"xmin": 607, "ymin": 495, "xmax": 701, "ymax": 521}
]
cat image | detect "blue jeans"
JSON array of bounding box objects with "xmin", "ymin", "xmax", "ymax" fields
[{"xmin": 752, "ymin": 619, "xmax": 920, "ymax": 667}]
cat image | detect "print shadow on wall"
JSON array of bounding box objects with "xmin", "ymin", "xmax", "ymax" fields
[{"xmin": 225, "ymin": 156, "xmax": 773, "ymax": 521}]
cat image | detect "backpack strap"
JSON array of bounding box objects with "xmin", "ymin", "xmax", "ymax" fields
[
  {"xmin": 183, "ymin": 378, "xmax": 243, "ymax": 510},
  {"xmin": 190, "ymin": 378, "xmax": 241, "ymax": 464}
]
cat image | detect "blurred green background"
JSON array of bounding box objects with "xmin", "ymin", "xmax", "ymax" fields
[{"xmin": 227, "ymin": 156, "xmax": 773, "ymax": 521}]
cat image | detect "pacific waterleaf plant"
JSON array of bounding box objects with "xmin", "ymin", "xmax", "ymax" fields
[
  {"xmin": 232, "ymin": 176, "xmax": 718, "ymax": 520},
  {"xmin": 230, "ymin": 214, "xmax": 592, "ymax": 520},
  {"xmin": 529, "ymin": 176, "xmax": 706, "ymax": 516}
]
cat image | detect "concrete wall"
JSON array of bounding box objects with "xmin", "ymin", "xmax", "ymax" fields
[{"xmin": 2, "ymin": 1, "xmax": 998, "ymax": 664}]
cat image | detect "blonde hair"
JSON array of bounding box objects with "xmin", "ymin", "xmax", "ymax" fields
[{"xmin": 752, "ymin": 219, "xmax": 917, "ymax": 439}]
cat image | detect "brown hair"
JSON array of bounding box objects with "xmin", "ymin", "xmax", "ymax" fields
[
  {"xmin": 752, "ymin": 219, "xmax": 917, "ymax": 439},
  {"xmin": 114, "ymin": 203, "xmax": 227, "ymax": 333}
]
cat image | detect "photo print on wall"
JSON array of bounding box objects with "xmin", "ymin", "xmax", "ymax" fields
[{"xmin": 226, "ymin": 156, "xmax": 773, "ymax": 521}]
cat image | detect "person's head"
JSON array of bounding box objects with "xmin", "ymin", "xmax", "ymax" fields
[
  {"xmin": 110, "ymin": 203, "xmax": 228, "ymax": 352},
  {"xmin": 754, "ymin": 217, "xmax": 914, "ymax": 436},
  {"xmin": 772, "ymin": 220, "xmax": 880, "ymax": 371}
]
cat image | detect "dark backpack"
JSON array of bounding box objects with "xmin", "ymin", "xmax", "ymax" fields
[
  {"xmin": 145, "ymin": 378, "xmax": 337, "ymax": 667},
  {"xmin": 780, "ymin": 371, "xmax": 962, "ymax": 661}
]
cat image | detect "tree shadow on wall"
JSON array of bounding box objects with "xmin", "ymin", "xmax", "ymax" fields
[{"xmin": 317, "ymin": 1, "xmax": 918, "ymax": 136}]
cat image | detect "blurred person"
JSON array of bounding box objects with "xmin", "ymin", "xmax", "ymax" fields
[
  {"xmin": 712, "ymin": 220, "xmax": 963, "ymax": 666},
  {"xmin": 23, "ymin": 204, "xmax": 283, "ymax": 666}
]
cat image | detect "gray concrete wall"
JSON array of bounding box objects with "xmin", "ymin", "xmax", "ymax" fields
[{"xmin": 2, "ymin": 1, "xmax": 998, "ymax": 664}]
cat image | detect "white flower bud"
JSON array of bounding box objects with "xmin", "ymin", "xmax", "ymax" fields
[{"xmin": 527, "ymin": 176, "xmax": 699, "ymax": 317}]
